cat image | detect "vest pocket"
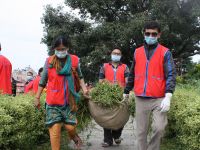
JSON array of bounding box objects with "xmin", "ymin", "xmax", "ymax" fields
[
  {"xmin": 134, "ymin": 75, "xmax": 144, "ymax": 94},
  {"xmin": 151, "ymin": 76, "xmax": 165, "ymax": 96}
]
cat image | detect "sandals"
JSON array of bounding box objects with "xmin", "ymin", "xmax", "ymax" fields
[{"xmin": 72, "ymin": 134, "xmax": 82, "ymax": 150}]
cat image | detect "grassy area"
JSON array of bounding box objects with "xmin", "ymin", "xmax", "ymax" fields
[{"xmin": 161, "ymin": 138, "xmax": 182, "ymax": 150}]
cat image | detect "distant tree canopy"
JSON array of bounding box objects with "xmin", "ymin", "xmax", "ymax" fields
[{"xmin": 42, "ymin": 0, "xmax": 200, "ymax": 81}]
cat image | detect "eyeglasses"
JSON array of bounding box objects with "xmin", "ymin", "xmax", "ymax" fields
[{"xmin": 144, "ymin": 32, "xmax": 158, "ymax": 37}]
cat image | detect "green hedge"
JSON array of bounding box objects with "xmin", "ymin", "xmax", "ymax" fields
[
  {"xmin": 0, "ymin": 94, "xmax": 90, "ymax": 150},
  {"xmin": 166, "ymin": 85, "xmax": 200, "ymax": 150},
  {"xmin": 0, "ymin": 94, "xmax": 47, "ymax": 149}
]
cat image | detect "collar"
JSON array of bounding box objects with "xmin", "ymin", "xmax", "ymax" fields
[
  {"xmin": 144, "ymin": 41, "xmax": 158, "ymax": 51},
  {"xmin": 108, "ymin": 61, "xmax": 122, "ymax": 69},
  {"xmin": 108, "ymin": 61, "xmax": 122, "ymax": 66}
]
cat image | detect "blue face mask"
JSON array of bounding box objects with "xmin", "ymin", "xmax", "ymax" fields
[
  {"xmin": 27, "ymin": 76, "xmax": 33, "ymax": 81},
  {"xmin": 111, "ymin": 55, "xmax": 121, "ymax": 62},
  {"xmin": 145, "ymin": 36, "xmax": 158, "ymax": 45},
  {"xmin": 55, "ymin": 50, "xmax": 68, "ymax": 58}
]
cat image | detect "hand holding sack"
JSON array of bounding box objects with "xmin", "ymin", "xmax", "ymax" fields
[{"xmin": 123, "ymin": 93, "xmax": 129, "ymax": 101}]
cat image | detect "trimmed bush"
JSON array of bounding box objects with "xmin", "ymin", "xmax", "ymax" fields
[
  {"xmin": 166, "ymin": 85, "xmax": 200, "ymax": 150},
  {"xmin": 0, "ymin": 93, "xmax": 90, "ymax": 149},
  {"xmin": 0, "ymin": 94, "xmax": 47, "ymax": 149}
]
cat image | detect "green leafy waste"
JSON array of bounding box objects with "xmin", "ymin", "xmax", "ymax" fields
[{"xmin": 90, "ymin": 82, "xmax": 124, "ymax": 108}]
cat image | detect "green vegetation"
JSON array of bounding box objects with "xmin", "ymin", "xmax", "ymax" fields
[
  {"xmin": 176, "ymin": 63, "xmax": 200, "ymax": 84},
  {"xmin": 42, "ymin": 0, "xmax": 200, "ymax": 82},
  {"xmin": 0, "ymin": 94, "xmax": 47, "ymax": 149},
  {"xmin": 165, "ymin": 84, "xmax": 200, "ymax": 150},
  {"xmin": 90, "ymin": 82, "xmax": 123, "ymax": 108},
  {"xmin": 0, "ymin": 93, "xmax": 90, "ymax": 150}
]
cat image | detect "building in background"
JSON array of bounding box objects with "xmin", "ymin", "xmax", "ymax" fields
[{"xmin": 12, "ymin": 66, "xmax": 36, "ymax": 94}]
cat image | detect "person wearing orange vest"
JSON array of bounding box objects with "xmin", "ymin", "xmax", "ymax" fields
[
  {"xmin": 99, "ymin": 48, "xmax": 129, "ymax": 147},
  {"xmin": 24, "ymin": 68, "xmax": 43, "ymax": 94},
  {"xmin": 34, "ymin": 36, "xmax": 88, "ymax": 150},
  {"xmin": 32, "ymin": 67, "xmax": 43, "ymax": 94},
  {"xmin": 0, "ymin": 43, "xmax": 12, "ymax": 95},
  {"xmin": 123, "ymin": 21, "xmax": 176, "ymax": 150},
  {"xmin": 24, "ymin": 71, "xmax": 34, "ymax": 93}
]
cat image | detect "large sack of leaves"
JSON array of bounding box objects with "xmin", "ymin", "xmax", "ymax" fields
[{"xmin": 89, "ymin": 82, "xmax": 130, "ymax": 130}]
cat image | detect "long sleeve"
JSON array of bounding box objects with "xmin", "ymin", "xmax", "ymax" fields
[
  {"xmin": 99, "ymin": 64, "xmax": 105, "ymax": 79},
  {"xmin": 164, "ymin": 51, "xmax": 176, "ymax": 93},
  {"xmin": 39, "ymin": 60, "xmax": 48, "ymax": 88},
  {"xmin": 124, "ymin": 65, "xmax": 130, "ymax": 78},
  {"xmin": 76, "ymin": 62, "xmax": 83, "ymax": 79},
  {"xmin": 124, "ymin": 59, "xmax": 135, "ymax": 94}
]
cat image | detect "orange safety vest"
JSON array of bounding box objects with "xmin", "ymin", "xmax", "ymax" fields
[
  {"xmin": 32, "ymin": 75, "xmax": 41, "ymax": 94},
  {"xmin": 0, "ymin": 55, "xmax": 12, "ymax": 95},
  {"xmin": 46, "ymin": 54, "xmax": 79, "ymax": 106},
  {"xmin": 134, "ymin": 44, "xmax": 168, "ymax": 97},
  {"xmin": 104, "ymin": 63, "xmax": 127, "ymax": 87},
  {"xmin": 24, "ymin": 80, "xmax": 34, "ymax": 93}
]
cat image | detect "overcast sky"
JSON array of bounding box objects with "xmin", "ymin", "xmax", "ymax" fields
[
  {"xmin": 0, "ymin": 0, "xmax": 200, "ymax": 72},
  {"xmin": 0, "ymin": 0, "xmax": 67, "ymax": 71}
]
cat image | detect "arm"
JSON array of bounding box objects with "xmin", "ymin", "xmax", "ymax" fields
[
  {"xmin": 34, "ymin": 60, "xmax": 48, "ymax": 108},
  {"xmin": 124, "ymin": 65, "xmax": 130, "ymax": 84},
  {"xmin": 164, "ymin": 51, "xmax": 176, "ymax": 94},
  {"xmin": 160, "ymin": 51, "xmax": 176, "ymax": 112},
  {"xmin": 124, "ymin": 59, "xmax": 135, "ymax": 94},
  {"xmin": 99, "ymin": 64, "xmax": 105, "ymax": 83},
  {"xmin": 39, "ymin": 60, "xmax": 48, "ymax": 88},
  {"xmin": 80, "ymin": 79, "xmax": 87, "ymax": 94},
  {"xmin": 76, "ymin": 62, "xmax": 88, "ymax": 95}
]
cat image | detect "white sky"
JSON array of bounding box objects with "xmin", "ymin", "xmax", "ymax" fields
[
  {"xmin": 0, "ymin": 0, "xmax": 199, "ymax": 72},
  {"xmin": 0, "ymin": 0, "xmax": 66, "ymax": 71}
]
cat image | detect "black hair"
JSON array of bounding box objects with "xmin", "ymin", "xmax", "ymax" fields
[
  {"xmin": 27, "ymin": 71, "xmax": 33, "ymax": 76},
  {"xmin": 51, "ymin": 35, "xmax": 71, "ymax": 50},
  {"xmin": 110, "ymin": 46, "xmax": 122, "ymax": 54},
  {"xmin": 112, "ymin": 46, "xmax": 122, "ymax": 51},
  {"xmin": 38, "ymin": 67, "xmax": 43, "ymax": 75},
  {"xmin": 143, "ymin": 21, "xmax": 161, "ymax": 33}
]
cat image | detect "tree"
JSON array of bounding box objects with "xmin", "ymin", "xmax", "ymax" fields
[{"xmin": 42, "ymin": 0, "xmax": 200, "ymax": 82}]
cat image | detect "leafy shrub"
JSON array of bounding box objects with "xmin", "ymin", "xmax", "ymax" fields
[
  {"xmin": 166, "ymin": 84, "xmax": 200, "ymax": 150},
  {"xmin": 176, "ymin": 76, "xmax": 186, "ymax": 84},
  {"xmin": 0, "ymin": 93, "xmax": 91, "ymax": 149},
  {"xmin": 90, "ymin": 82, "xmax": 123, "ymax": 108},
  {"xmin": 76, "ymin": 93, "xmax": 91, "ymax": 131},
  {"xmin": 0, "ymin": 94, "xmax": 47, "ymax": 149},
  {"xmin": 187, "ymin": 64, "xmax": 200, "ymax": 80},
  {"xmin": 90, "ymin": 82, "xmax": 135, "ymax": 117}
]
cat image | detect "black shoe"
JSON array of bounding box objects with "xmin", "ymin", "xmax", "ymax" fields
[
  {"xmin": 101, "ymin": 142, "xmax": 113, "ymax": 147},
  {"xmin": 114, "ymin": 137, "xmax": 123, "ymax": 145}
]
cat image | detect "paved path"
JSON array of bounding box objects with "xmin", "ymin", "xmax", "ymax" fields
[{"xmin": 69, "ymin": 117, "xmax": 137, "ymax": 150}]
